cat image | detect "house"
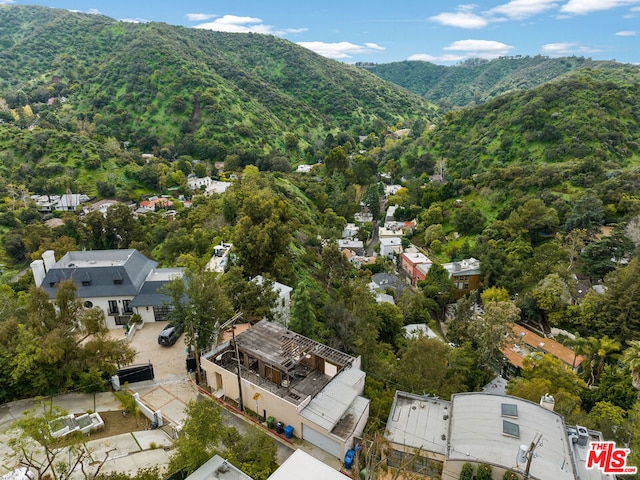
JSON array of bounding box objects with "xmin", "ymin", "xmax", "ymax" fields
[
  {"xmin": 385, "ymin": 205, "xmax": 399, "ymax": 223},
  {"xmin": 140, "ymin": 196, "xmax": 173, "ymax": 210},
  {"xmin": 295, "ymin": 164, "xmax": 320, "ymax": 173},
  {"xmin": 342, "ymin": 223, "xmax": 359, "ymax": 239},
  {"xmin": 370, "ymin": 272, "xmax": 407, "ymax": 297},
  {"xmin": 55, "ymin": 193, "xmax": 90, "ymax": 212},
  {"xmin": 354, "ymin": 212, "xmax": 373, "ymax": 223},
  {"xmin": 501, "ymin": 324, "xmax": 586, "ymax": 377},
  {"xmin": 187, "ymin": 176, "xmax": 232, "ymax": 196},
  {"xmin": 205, "ymin": 243, "xmax": 233, "ymax": 274},
  {"xmin": 379, "ymin": 237, "xmax": 402, "ymax": 259},
  {"xmin": 442, "ymin": 257, "xmax": 482, "ymax": 297},
  {"xmin": 31, "ymin": 249, "xmax": 183, "ymax": 329},
  {"xmin": 337, "ymin": 239, "xmax": 364, "ymax": 256},
  {"xmin": 268, "ymin": 449, "xmax": 346, "ymax": 480},
  {"xmin": 385, "ymin": 391, "xmax": 613, "ymax": 480},
  {"xmin": 254, "ymin": 275, "xmax": 293, "ymax": 328},
  {"xmin": 185, "ymin": 455, "xmax": 253, "ymax": 480},
  {"xmin": 201, "ymin": 320, "xmax": 369, "ymax": 459},
  {"xmin": 384, "ymin": 185, "xmax": 402, "ymax": 197},
  {"xmin": 400, "ymin": 248, "xmax": 432, "ymax": 287},
  {"xmin": 82, "ymin": 199, "xmax": 122, "ymax": 217}
]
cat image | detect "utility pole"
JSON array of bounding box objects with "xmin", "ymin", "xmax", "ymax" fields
[
  {"xmin": 523, "ymin": 434, "xmax": 542, "ymax": 479},
  {"xmin": 231, "ymin": 321, "xmax": 244, "ymax": 412}
]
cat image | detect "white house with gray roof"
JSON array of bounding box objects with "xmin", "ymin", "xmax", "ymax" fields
[{"xmin": 31, "ymin": 249, "xmax": 183, "ymax": 329}]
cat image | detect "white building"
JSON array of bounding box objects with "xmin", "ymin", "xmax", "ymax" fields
[
  {"xmin": 187, "ymin": 176, "xmax": 232, "ymax": 196},
  {"xmin": 254, "ymin": 275, "xmax": 293, "ymax": 328},
  {"xmin": 385, "ymin": 391, "xmax": 613, "ymax": 480},
  {"xmin": 379, "ymin": 237, "xmax": 402, "ymax": 258},
  {"xmin": 201, "ymin": 320, "xmax": 369, "ymax": 460},
  {"xmin": 32, "ymin": 250, "xmax": 183, "ymax": 329}
]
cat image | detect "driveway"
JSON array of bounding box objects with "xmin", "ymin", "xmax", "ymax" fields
[{"xmin": 111, "ymin": 322, "xmax": 188, "ymax": 379}]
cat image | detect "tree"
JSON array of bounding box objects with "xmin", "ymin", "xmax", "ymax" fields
[
  {"xmin": 222, "ymin": 426, "xmax": 278, "ymax": 480},
  {"xmin": 165, "ymin": 269, "xmax": 234, "ymax": 358},
  {"xmin": 467, "ymin": 300, "xmax": 519, "ymax": 368},
  {"xmin": 531, "ymin": 273, "xmax": 572, "ymax": 325},
  {"xmin": 168, "ymin": 399, "xmax": 226, "ymax": 476},
  {"xmin": 220, "ymin": 267, "xmax": 278, "ymax": 322},
  {"xmin": 419, "ymin": 263, "xmax": 456, "ymax": 317},
  {"xmin": 232, "ymin": 187, "xmax": 292, "ymax": 278},
  {"xmin": 452, "ymin": 204, "xmax": 486, "ymax": 235},
  {"xmin": 6, "ymin": 406, "xmax": 114, "ymax": 480},
  {"xmin": 324, "ymin": 146, "xmax": 348, "ymax": 174},
  {"xmin": 480, "ymin": 286, "xmax": 510, "ymax": 304},
  {"xmin": 563, "ymin": 191, "xmax": 605, "ymax": 233},
  {"xmin": 623, "ymin": 340, "xmax": 640, "ymax": 399},
  {"xmin": 289, "ymin": 282, "xmax": 319, "ymax": 339},
  {"xmin": 507, "ymin": 354, "xmax": 587, "ymax": 419}
]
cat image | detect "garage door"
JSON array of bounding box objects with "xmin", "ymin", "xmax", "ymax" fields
[{"xmin": 302, "ymin": 424, "xmax": 341, "ymax": 458}]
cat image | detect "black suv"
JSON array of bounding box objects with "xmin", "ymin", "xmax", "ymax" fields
[{"xmin": 158, "ymin": 323, "xmax": 184, "ymax": 346}]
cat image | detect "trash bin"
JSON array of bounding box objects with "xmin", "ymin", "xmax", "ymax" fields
[
  {"xmin": 344, "ymin": 449, "xmax": 356, "ymax": 469},
  {"xmin": 275, "ymin": 421, "xmax": 285, "ymax": 434},
  {"xmin": 284, "ymin": 425, "xmax": 294, "ymax": 439},
  {"xmin": 266, "ymin": 416, "xmax": 275, "ymax": 429}
]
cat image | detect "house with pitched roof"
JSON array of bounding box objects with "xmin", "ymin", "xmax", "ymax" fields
[
  {"xmin": 201, "ymin": 320, "xmax": 369, "ymax": 459},
  {"xmin": 31, "ymin": 249, "xmax": 183, "ymax": 329}
]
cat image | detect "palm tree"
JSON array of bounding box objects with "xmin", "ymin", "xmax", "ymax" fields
[
  {"xmin": 566, "ymin": 331, "xmax": 590, "ymax": 371},
  {"xmin": 587, "ymin": 335, "xmax": 621, "ymax": 386},
  {"xmin": 623, "ymin": 340, "xmax": 640, "ymax": 399}
]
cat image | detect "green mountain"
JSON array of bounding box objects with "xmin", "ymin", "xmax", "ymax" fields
[
  {"xmin": 362, "ymin": 56, "xmax": 623, "ymax": 109},
  {"xmin": 425, "ymin": 68, "xmax": 640, "ymax": 178},
  {"xmin": 0, "ymin": 5, "xmax": 435, "ymax": 160}
]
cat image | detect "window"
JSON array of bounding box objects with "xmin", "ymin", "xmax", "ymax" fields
[
  {"xmin": 84, "ymin": 301, "xmax": 93, "ymax": 308},
  {"xmin": 501, "ymin": 403, "xmax": 518, "ymax": 418},
  {"xmin": 108, "ymin": 300, "xmax": 119, "ymax": 315},
  {"xmin": 122, "ymin": 299, "xmax": 133, "ymax": 314},
  {"xmin": 113, "ymin": 278, "xmax": 123, "ymax": 285},
  {"xmin": 503, "ymin": 420, "xmax": 520, "ymax": 438}
]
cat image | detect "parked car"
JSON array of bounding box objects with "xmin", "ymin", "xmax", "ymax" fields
[{"xmin": 158, "ymin": 323, "xmax": 184, "ymax": 346}]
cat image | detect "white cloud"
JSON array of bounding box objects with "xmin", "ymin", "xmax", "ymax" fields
[
  {"xmin": 411, "ymin": 39, "xmax": 513, "ymax": 64},
  {"xmin": 487, "ymin": 0, "xmax": 559, "ymax": 19},
  {"xmin": 560, "ymin": 0, "xmax": 640, "ymax": 15},
  {"xmin": 408, "ymin": 53, "xmax": 468, "ymax": 62},
  {"xmin": 430, "ymin": 11, "xmax": 489, "ymax": 29},
  {"xmin": 118, "ymin": 18, "xmax": 150, "ymax": 23},
  {"xmin": 540, "ymin": 41, "xmax": 601, "ymax": 55},
  {"xmin": 186, "ymin": 13, "xmax": 217, "ymax": 22},
  {"xmin": 444, "ymin": 39, "xmax": 514, "ymax": 56},
  {"xmin": 193, "ymin": 14, "xmax": 304, "ymax": 36},
  {"xmin": 616, "ymin": 30, "xmax": 637, "ymax": 35},
  {"xmin": 194, "ymin": 15, "xmax": 273, "ymax": 33},
  {"xmin": 297, "ymin": 41, "xmax": 385, "ymax": 59},
  {"xmin": 0, "ymin": 0, "xmax": 15, "ymax": 4},
  {"xmin": 87, "ymin": 8, "xmax": 100, "ymax": 15}
]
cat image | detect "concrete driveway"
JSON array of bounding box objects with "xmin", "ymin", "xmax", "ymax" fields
[{"xmin": 114, "ymin": 322, "xmax": 189, "ymax": 379}]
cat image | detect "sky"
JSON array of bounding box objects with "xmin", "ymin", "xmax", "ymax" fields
[{"xmin": 3, "ymin": 0, "xmax": 640, "ymax": 65}]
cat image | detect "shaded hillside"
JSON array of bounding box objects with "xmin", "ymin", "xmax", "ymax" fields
[
  {"xmin": 0, "ymin": 5, "xmax": 435, "ymax": 159},
  {"xmin": 425, "ymin": 68, "xmax": 640, "ymax": 178},
  {"xmin": 363, "ymin": 56, "xmax": 622, "ymax": 109}
]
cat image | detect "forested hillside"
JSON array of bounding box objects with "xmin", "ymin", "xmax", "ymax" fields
[
  {"xmin": 0, "ymin": 5, "xmax": 434, "ymax": 163},
  {"xmin": 363, "ymin": 56, "xmax": 623, "ymax": 108},
  {"xmin": 1, "ymin": 6, "xmax": 640, "ymax": 473}
]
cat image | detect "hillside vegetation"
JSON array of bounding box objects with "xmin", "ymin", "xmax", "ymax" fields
[
  {"xmin": 363, "ymin": 56, "xmax": 626, "ymax": 108},
  {"xmin": 0, "ymin": 5, "xmax": 434, "ymax": 162}
]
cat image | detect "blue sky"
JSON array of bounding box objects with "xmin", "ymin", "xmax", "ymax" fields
[{"xmin": 4, "ymin": 0, "xmax": 640, "ymax": 64}]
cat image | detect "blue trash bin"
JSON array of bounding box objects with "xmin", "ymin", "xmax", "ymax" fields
[
  {"xmin": 344, "ymin": 449, "xmax": 355, "ymax": 469},
  {"xmin": 284, "ymin": 425, "xmax": 294, "ymax": 439}
]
